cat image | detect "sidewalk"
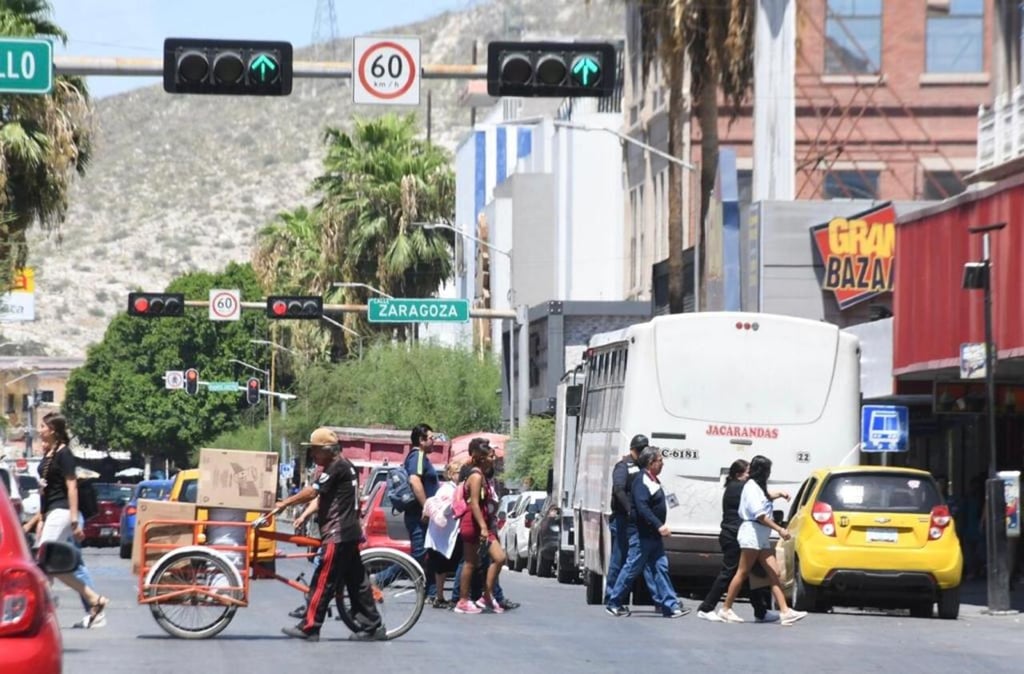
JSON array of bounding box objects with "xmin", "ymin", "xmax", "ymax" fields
[{"xmin": 959, "ymin": 577, "xmax": 1024, "ymax": 612}]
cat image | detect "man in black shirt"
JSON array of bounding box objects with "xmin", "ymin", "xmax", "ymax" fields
[
  {"xmin": 278, "ymin": 428, "xmax": 385, "ymax": 642},
  {"xmin": 604, "ymin": 434, "xmax": 646, "ymax": 606}
]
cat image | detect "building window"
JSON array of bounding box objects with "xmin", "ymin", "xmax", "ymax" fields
[
  {"xmin": 823, "ymin": 170, "xmax": 879, "ymax": 199},
  {"xmin": 40, "ymin": 390, "xmax": 55, "ymax": 404},
  {"xmin": 825, "ymin": 0, "xmax": 882, "ymax": 74},
  {"xmin": 922, "ymin": 170, "xmax": 967, "ymax": 200},
  {"xmin": 5, "ymin": 394, "xmax": 13, "ymax": 414},
  {"xmin": 926, "ymin": 0, "xmax": 984, "ymax": 73}
]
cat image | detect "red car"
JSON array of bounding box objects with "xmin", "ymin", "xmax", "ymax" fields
[
  {"xmin": 360, "ymin": 482, "xmax": 411, "ymax": 554},
  {"xmin": 0, "ymin": 481, "xmax": 77, "ymax": 674},
  {"xmin": 82, "ymin": 483, "xmax": 134, "ymax": 546}
]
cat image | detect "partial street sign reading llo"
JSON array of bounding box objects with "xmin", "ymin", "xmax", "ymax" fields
[{"xmin": 810, "ymin": 201, "xmax": 895, "ymax": 310}]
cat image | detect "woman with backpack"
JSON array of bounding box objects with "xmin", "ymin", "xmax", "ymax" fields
[
  {"xmin": 26, "ymin": 413, "xmax": 109, "ymax": 627},
  {"xmin": 453, "ymin": 438, "xmax": 506, "ymax": 614}
]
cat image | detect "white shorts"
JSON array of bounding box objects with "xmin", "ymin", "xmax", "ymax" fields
[
  {"xmin": 38, "ymin": 508, "xmax": 76, "ymax": 545},
  {"xmin": 737, "ymin": 521, "xmax": 772, "ymax": 550}
]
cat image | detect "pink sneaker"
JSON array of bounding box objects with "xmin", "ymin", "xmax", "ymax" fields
[
  {"xmin": 453, "ymin": 599, "xmax": 482, "ymax": 614},
  {"xmin": 475, "ymin": 597, "xmax": 505, "ymax": 613}
]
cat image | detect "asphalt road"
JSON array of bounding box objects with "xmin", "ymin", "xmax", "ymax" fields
[{"xmin": 60, "ymin": 547, "xmax": 1024, "ymax": 674}]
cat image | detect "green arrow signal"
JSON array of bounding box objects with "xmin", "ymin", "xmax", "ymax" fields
[
  {"xmin": 250, "ymin": 53, "xmax": 278, "ymax": 82},
  {"xmin": 571, "ymin": 56, "xmax": 600, "ymax": 87}
]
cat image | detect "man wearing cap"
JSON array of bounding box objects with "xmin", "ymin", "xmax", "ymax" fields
[
  {"xmin": 604, "ymin": 434, "xmax": 647, "ymax": 608},
  {"xmin": 278, "ymin": 427, "xmax": 385, "ymax": 642}
]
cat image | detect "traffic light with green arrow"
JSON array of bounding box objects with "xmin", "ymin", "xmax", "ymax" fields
[
  {"xmin": 163, "ymin": 38, "xmax": 293, "ymax": 96},
  {"xmin": 487, "ymin": 41, "xmax": 616, "ymax": 98}
]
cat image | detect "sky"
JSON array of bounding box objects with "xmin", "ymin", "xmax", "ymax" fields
[{"xmin": 49, "ymin": 0, "xmax": 480, "ymax": 98}]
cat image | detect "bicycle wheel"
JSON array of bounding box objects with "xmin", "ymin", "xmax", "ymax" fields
[
  {"xmin": 145, "ymin": 548, "xmax": 243, "ymax": 639},
  {"xmin": 337, "ymin": 547, "xmax": 425, "ymax": 640}
]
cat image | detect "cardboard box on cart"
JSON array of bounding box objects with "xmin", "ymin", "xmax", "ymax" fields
[
  {"xmin": 131, "ymin": 499, "xmax": 197, "ymax": 575},
  {"xmin": 196, "ymin": 448, "xmax": 279, "ymax": 511}
]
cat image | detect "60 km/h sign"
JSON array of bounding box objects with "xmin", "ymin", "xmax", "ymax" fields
[
  {"xmin": 368, "ymin": 298, "xmax": 469, "ymax": 323},
  {"xmin": 353, "ymin": 36, "xmax": 420, "ymax": 106},
  {"xmin": 209, "ymin": 288, "xmax": 241, "ymax": 321},
  {"xmin": 0, "ymin": 38, "xmax": 52, "ymax": 94}
]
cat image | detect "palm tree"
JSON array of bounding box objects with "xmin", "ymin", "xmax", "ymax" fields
[
  {"xmin": 0, "ymin": 0, "xmax": 93, "ymax": 290},
  {"xmin": 615, "ymin": 0, "xmax": 754, "ymax": 312},
  {"xmin": 314, "ymin": 113, "xmax": 455, "ymax": 339}
]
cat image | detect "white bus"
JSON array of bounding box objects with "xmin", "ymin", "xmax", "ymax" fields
[{"xmin": 572, "ymin": 312, "xmax": 861, "ymax": 604}]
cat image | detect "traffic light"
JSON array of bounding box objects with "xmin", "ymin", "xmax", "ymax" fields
[
  {"xmin": 265, "ymin": 295, "xmax": 323, "ymax": 319},
  {"xmin": 163, "ymin": 38, "xmax": 293, "ymax": 96},
  {"xmin": 128, "ymin": 292, "xmax": 185, "ymax": 317},
  {"xmin": 245, "ymin": 377, "xmax": 261, "ymax": 406},
  {"xmin": 487, "ymin": 41, "xmax": 616, "ymax": 98},
  {"xmin": 184, "ymin": 368, "xmax": 199, "ymax": 396}
]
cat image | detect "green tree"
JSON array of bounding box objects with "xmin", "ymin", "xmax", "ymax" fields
[
  {"xmin": 281, "ymin": 341, "xmax": 502, "ymax": 444},
  {"xmin": 62, "ymin": 263, "xmax": 270, "ymax": 469},
  {"xmin": 603, "ymin": 0, "xmax": 754, "ymax": 312},
  {"xmin": 505, "ymin": 416, "xmax": 555, "ymax": 489},
  {"xmin": 0, "ymin": 0, "xmax": 93, "ymax": 289}
]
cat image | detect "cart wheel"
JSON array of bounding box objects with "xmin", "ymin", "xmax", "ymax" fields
[
  {"xmin": 336, "ymin": 547, "xmax": 426, "ymax": 640},
  {"xmin": 146, "ymin": 549, "xmax": 243, "ymax": 639}
]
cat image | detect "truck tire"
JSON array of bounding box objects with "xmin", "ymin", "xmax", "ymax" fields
[
  {"xmin": 556, "ymin": 552, "xmax": 576, "ymax": 584},
  {"xmin": 585, "ymin": 570, "xmax": 603, "ymax": 605}
]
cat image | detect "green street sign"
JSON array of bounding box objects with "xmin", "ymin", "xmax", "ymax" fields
[
  {"xmin": 206, "ymin": 381, "xmax": 239, "ymax": 393},
  {"xmin": 0, "ymin": 38, "xmax": 53, "ymax": 94},
  {"xmin": 570, "ymin": 54, "xmax": 600, "ymax": 88},
  {"xmin": 367, "ymin": 298, "xmax": 470, "ymax": 323},
  {"xmin": 249, "ymin": 52, "xmax": 278, "ymax": 83}
]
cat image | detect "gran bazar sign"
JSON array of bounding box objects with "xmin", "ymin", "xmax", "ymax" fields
[{"xmin": 810, "ymin": 202, "xmax": 895, "ymax": 310}]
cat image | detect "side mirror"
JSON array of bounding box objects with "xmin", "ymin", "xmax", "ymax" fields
[{"xmin": 37, "ymin": 541, "xmax": 79, "ymax": 575}]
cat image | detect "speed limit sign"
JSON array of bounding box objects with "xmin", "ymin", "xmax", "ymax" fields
[
  {"xmin": 353, "ymin": 36, "xmax": 420, "ymax": 106},
  {"xmin": 209, "ymin": 288, "xmax": 241, "ymax": 321}
]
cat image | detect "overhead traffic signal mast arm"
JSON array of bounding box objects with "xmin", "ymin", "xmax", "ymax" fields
[{"xmin": 486, "ymin": 41, "xmax": 616, "ymax": 98}]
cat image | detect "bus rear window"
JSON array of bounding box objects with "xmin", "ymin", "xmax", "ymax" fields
[{"xmin": 817, "ymin": 473, "xmax": 941, "ymax": 514}]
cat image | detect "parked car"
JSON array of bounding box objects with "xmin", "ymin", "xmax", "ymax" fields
[
  {"xmin": 779, "ymin": 466, "xmax": 962, "ymax": 619},
  {"xmin": 360, "ymin": 465, "xmax": 397, "ymax": 509},
  {"xmin": 360, "ymin": 481, "xmax": 411, "ymax": 554},
  {"xmin": 0, "ymin": 480, "xmax": 78, "ymax": 674},
  {"xmin": 119, "ymin": 479, "xmax": 174, "ymax": 559},
  {"xmin": 81, "ymin": 482, "xmax": 134, "ymax": 547},
  {"xmin": 527, "ymin": 494, "xmax": 561, "ymax": 578},
  {"xmin": 0, "ymin": 466, "xmax": 25, "ymax": 524},
  {"xmin": 503, "ymin": 490, "xmax": 547, "ymax": 571}
]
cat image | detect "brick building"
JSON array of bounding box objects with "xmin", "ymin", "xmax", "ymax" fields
[{"xmin": 622, "ymin": 0, "xmax": 993, "ymax": 301}]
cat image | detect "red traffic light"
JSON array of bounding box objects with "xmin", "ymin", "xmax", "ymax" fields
[
  {"xmin": 245, "ymin": 377, "xmax": 261, "ymax": 406},
  {"xmin": 184, "ymin": 368, "xmax": 199, "ymax": 396},
  {"xmin": 271, "ymin": 300, "xmax": 288, "ymax": 317},
  {"xmin": 265, "ymin": 295, "xmax": 323, "ymax": 319},
  {"xmin": 128, "ymin": 292, "xmax": 185, "ymax": 317}
]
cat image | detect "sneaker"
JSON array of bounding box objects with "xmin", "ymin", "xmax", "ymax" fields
[
  {"xmin": 780, "ymin": 609, "xmax": 807, "ymax": 625},
  {"xmin": 73, "ymin": 613, "xmax": 106, "ymax": 629},
  {"xmin": 605, "ymin": 605, "xmax": 630, "ymax": 617},
  {"xmin": 664, "ymin": 606, "xmax": 691, "ymax": 619},
  {"xmin": 453, "ymin": 599, "xmax": 482, "ymax": 614},
  {"xmin": 756, "ymin": 610, "xmax": 781, "ymax": 623},
  {"xmin": 281, "ymin": 625, "xmax": 319, "ymax": 641},
  {"xmin": 349, "ymin": 624, "xmax": 388, "ymax": 641},
  {"xmin": 498, "ymin": 599, "xmax": 520, "ymax": 610},
  {"xmin": 717, "ymin": 607, "xmax": 745, "ymax": 623},
  {"xmin": 475, "ymin": 597, "xmax": 505, "ymax": 613},
  {"xmin": 696, "ymin": 609, "xmax": 725, "ymax": 623},
  {"xmin": 288, "ymin": 605, "xmax": 307, "ymax": 619}
]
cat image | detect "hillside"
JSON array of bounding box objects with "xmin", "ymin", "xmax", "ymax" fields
[{"xmin": 4, "ymin": 0, "xmax": 624, "ymax": 357}]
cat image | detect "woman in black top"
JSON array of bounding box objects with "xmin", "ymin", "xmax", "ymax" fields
[
  {"xmin": 30, "ymin": 414, "xmax": 108, "ymax": 623},
  {"xmin": 696, "ymin": 459, "xmax": 775, "ymax": 622}
]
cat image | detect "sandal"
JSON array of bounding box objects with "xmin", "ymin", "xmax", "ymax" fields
[
  {"xmin": 431, "ymin": 597, "xmax": 452, "ymax": 609},
  {"xmin": 89, "ymin": 596, "xmax": 109, "ymax": 620}
]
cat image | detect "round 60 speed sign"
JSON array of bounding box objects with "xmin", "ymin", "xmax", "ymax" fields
[
  {"xmin": 209, "ymin": 288, "xmax": 241, "ymax": 322},
  {"xmin": 353, "ymin": 36, "xmax": 421, "ymax": 106}
]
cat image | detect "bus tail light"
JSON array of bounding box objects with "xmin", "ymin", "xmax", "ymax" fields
[
  {"xmin": 928, "ymin": 505, "xmax": 952, "ymax": 540},
  {"xmin": 811, "ymin": 502, "xmax": 836, "ymax": 537},
  {"xmin": 733, "ymin": 321, "xmax": 760, "ymax": 331}
]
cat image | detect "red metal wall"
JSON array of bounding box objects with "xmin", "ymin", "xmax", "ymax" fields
[{"xmin": 894, "ymin": 175, "xmax": 1024, "ymax": 376}]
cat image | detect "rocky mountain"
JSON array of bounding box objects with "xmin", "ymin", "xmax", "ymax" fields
[{"xmin": 5, "ymin": 0, "xmax": 624, "ymax": 357}]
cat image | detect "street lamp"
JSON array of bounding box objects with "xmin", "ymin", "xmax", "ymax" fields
[
  {"xmin": 250, "ymin": 339, "xmax": 299, "ymax": 355},
  {"xmin": 413, "ymin": 221, "xmax": 521, "ymax": 435},
  {"xmin": 229, "ymin": 358, "xmax": 269, "ymax": 377},
  {"xmin": 320, "ymin": 314, "xmax": 365, "ymax": 360},
  {"xmin": 962, "ymin": 221, "xmax": 1012, "ymax": 614},
  {"xmin": 331, "ymin": 282, "xmax": 393, "ymax": 299}
]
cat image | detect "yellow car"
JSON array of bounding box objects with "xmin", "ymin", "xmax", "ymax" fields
[
  {"xmin": 779, "ymin": 466, "xmax": 962, "ymax": 619},
  {"xmin": 169, "ymin": 469, "xmax": 277, "ymax": 574}
]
